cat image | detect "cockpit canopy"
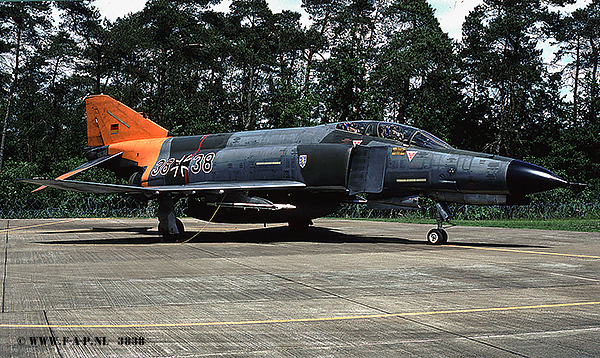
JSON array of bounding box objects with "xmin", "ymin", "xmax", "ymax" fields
[{"xmin": 335, "ymin": 121, "xmax": 453, "ymax": 150}]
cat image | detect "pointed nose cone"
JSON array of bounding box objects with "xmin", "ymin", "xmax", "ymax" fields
[{"xmin": 507, "ymin": 160, "xmax": 567, "ymax": 196}]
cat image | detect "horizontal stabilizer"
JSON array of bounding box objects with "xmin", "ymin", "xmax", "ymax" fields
[
  {"xmin": 31, "ymin": 152, "xmax": 123, "ymax": 193},
  {"xmin": 21, "ymin": 178, "xmax": 306, "ymax": 196},
  {"xmin": 24, "ymin": 178, "xmax": 141, "ymax": 194}
]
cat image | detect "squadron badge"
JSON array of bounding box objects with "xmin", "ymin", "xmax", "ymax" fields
[{"xmin": 299, "ymin": 154, "xmax": 307, "ymax": 168}]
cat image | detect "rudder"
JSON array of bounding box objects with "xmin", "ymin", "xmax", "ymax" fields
[{"xmin": 86, "ymin": 95, "xmax": 170, "ymax": 146}]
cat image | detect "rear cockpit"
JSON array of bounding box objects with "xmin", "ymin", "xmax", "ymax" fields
[{"xmin": 334, "ymin": 121, "xmax": 453, "ymax": 150}]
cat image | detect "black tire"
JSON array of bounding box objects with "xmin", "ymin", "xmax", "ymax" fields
[
  {"xmin": 288, "ymin": 219, "xmax": 311, "ymax": 234},
  {"xmin": 440, "ymin": 229, "xmax": 448, "ymax": 244},
  {"xmin": 427, "ymin": 229, "xmax": 447, "ymax": 245},
  {"xmin": 175, "ymin": 218, "xmax": 185, "ymax": 236},
  {"xmin": 159, "ymin": 218, "xmax": 185, "ymax": 242}
]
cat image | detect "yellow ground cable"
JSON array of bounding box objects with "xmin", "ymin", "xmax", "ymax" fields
[{"xmin": 180, "ymin": 202, "xmax": 222, "ymax": 243}]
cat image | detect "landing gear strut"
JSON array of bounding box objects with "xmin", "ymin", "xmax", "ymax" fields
[
  {"xmin": 427, "ymin": 202, "xmax": 453, "ymax": 245},
  {"xmin": 157, "ymin": 193, "xmax": 184, "ymax": 241}
]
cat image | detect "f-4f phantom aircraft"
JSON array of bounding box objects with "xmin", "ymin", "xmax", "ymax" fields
[{"xmin": 22, "ymin": 95, "xmax": 568, "ymax": 244}]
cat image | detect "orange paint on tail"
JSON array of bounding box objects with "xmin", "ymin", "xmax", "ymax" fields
[
  {"xmin": 86, "ymin": 95, "xmax": 170, "ymax": 146},
  {"xmin": 32, "ymin": 95, "xmax": 171, "ymax": 193}
]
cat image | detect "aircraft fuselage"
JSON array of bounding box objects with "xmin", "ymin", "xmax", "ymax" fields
[
  {"xmin": 83, "ymin": 121, "xmax": 563, "ymax": 225},
  {"xmin": 23, "ymin": 96, "xmax": 567, "ymax": 244}
]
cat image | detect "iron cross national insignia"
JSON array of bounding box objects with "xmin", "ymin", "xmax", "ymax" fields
[{"xmin": 299, "ymin": 154, "xmax": 307, "ymax": 168}]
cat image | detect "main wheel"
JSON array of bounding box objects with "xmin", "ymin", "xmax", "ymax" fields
[
  {"xmin": 427, "ymin": 228, "xmax": 447, "ymax": 245},
  {"xmin": 175, "ymin": 218, "xmax": 184, "ymax": 236},
  {"xmin": 288, "ymin": 219, "xmax": 312, "ymax": 234},
  {"xmin": 159, "ymin": 218, "xmax": 185, "ymax": 242}
]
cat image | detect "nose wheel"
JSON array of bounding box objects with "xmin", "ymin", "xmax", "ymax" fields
[
  {"xmin": 427, "ymin": 228, "xmax": 448, "ymax": 245},
  {"xmin": 427, "ymin": 201, "xmax": 453, "ymax": 245}
]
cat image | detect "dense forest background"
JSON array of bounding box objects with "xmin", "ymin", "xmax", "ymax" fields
[{"xmin": 0, "ymin": 0, "xmax": 598, "ymax": 218}]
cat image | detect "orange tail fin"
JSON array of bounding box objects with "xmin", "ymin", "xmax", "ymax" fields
[{"xmin": 86, "ymin": 95, "xmax": 170, "ymax": 146}]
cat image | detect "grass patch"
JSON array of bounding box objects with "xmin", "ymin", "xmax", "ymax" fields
[
  {"xmin": 343, "ymin": 217, "xmax": 600, "ymax": 232},
  {"xmin": 450, "ymin": 219, "xmax": 600, "ymax": 232}
]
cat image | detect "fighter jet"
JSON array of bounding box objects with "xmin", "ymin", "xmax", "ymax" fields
[{"xmin": 21, "ymin": 95, "xmax": 568, "ymax": 244}]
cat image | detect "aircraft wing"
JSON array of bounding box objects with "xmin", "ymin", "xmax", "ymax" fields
[{"xmin": 20, "ymin": 178, "xmax": 307, "ymax": 196}]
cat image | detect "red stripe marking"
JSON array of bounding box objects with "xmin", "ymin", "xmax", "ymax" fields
[
  {"xmin": 194, "ymin": 135, "xmax": 209, "ymax": 155},
  {"xmin": 184, "ymin": 135, "xmax": 209, "ymax": 185}
]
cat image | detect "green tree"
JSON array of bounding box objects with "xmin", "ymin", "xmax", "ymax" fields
[
  {"xmin": 55, "ymin": 0, "xmax": 108, "ymax": 94},
  {"xmin": 544, "ymin": 2, "xmax": 600, "ymax": 184},
  {"xmin": 105, "ymin": 0, "xmax": 220, "ymax": 134},
  {"xmin": 460, "ymin": 0, "xmax": 574, "ymax": 156},
  {"xmin": 307, "ymin": 0, "xmax": 461, "ymax": 139},
  {"xmin": 226, "ymin": 0, "xmax": 278, "ymax": 130},
  {"xmin": 263, "ymin": 10, "xmax": 314, "ymax": 128},
  {"xmin": 311, "ymin": 0, "xmax": 376, "ymax": 123},
  {"xmin": 370, "ymin": 0, "xmax": 461, "ymax": 142},
  {"xmin": 0, "ymin": 2, "xmax": 52, "ymax": 171},
  {"xmin": 552, "ymin": 3, "xmax": 600, "ymax": 125}
]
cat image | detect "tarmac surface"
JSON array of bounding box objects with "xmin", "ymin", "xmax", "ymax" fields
[{"xmin": 0, "ymin": 217, "xmax": 599, "ymax": 357}]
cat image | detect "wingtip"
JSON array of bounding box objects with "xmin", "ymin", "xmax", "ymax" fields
[{"xmin": 18, "ymin": 177, "xmax": 50, "ymax": 193}]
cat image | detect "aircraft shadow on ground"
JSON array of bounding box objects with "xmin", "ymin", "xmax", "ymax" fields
[
  {"xmin": 38, "ymin": 225, "xmax": 419, "ymax": 245},
  {"xmin": 36, "ymin": 225, "xmax": 548, "ymax": 248}
]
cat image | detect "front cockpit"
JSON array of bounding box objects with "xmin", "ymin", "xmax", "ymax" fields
[{"xmin": 335, "ymin": 121, "xmax": 453, "ymax": 150}]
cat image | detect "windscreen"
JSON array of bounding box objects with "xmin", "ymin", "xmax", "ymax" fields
[{"xmin": 377, "ymin": 122, "xmax": 453, "ymax": 150}]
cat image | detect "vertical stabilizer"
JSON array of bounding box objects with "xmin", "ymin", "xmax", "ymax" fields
[{"xmin": 86, "ymin": 95, "xmax": 170, "ymax": 146}]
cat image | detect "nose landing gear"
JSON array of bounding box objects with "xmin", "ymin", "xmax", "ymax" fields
[{"xmin": 427, "ymin": 202, "xmax": 453, "ymax": 245}]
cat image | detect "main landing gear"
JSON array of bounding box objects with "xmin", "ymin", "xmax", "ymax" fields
[
  {"xmin": 427, "ymin": 202, "xmax": 454, "ymax": 245},
  {"xmin": 157, "ymin": 193, "xmax": 184, "ymax": 242},
  {"xmin": 288, "ymin": 218, "xmax": 313, "ymax": 234}
]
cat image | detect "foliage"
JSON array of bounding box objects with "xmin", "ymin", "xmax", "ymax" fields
[
  {"xmin": 333, "ymin": 187, "xmax": 600, "ymax": 222},
  {"xmin": 0, "ymin": 0, "xmax": 598, "ymax": 219}
]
